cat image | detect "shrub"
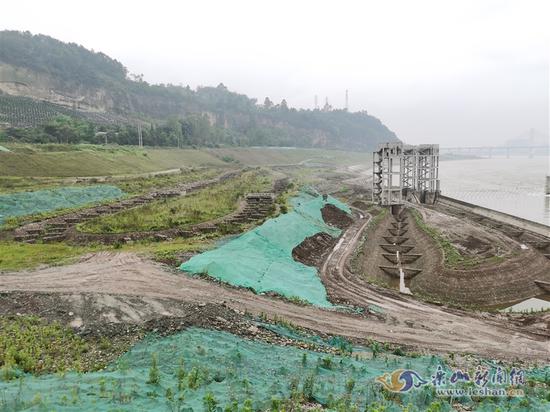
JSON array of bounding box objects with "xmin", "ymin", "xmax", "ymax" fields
[
  {"xmin": 188, "ymin": 367, "xmax": 200, "ymax": 389},
  {"xmin": 302, "ymin": 374, "xmax": 316, "ymax": 401},
  {"xmin": 0, "ymin": 316, "xmax": 89, "ymax": 376},
  {"xmin": 147, "ymin": 353, "xmax": 160, "ymax": 385},
  {"xmin": 203, "ymin": 392, "xmax": 218, "ymax": 412}
]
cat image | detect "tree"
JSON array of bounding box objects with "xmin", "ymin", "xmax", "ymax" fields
[
  {"xmin": 280, "ymin": 99, "xmax": 289, "ymax": 110},
  {"xmin": 263, "ymin": 97, "xmax": 273, "ymax": 109}
]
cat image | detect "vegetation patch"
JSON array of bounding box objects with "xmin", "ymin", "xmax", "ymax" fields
[
  {"xmin": 113, "ymin": 168, "xmax": 219, "ymax": 195},
  {"xmin": 0, "ymin": 316, "xmax": 90, "ymax": 377},
  {"xmin": 0, "ymin": 326, "xmax": 546, "ymax": 411},
  {"xmin": 411, "ymin": 209, "xmax": 489, "ymax": 268},
  {"xmin": 78, "ymin": 171, "xmax": 272, "ymax": 234},
  {"xmin": 0, "ymin": 241, "xmax": 97, "ymax": 272},
  {"xmin": 0, "ymin": 144, "xmax": 225, "ymax": 177},
  {"xmin": 0, "ymin": 234, "xmax": 220, "ymax": 272}
]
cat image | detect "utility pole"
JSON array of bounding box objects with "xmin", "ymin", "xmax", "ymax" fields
[
  {"xmin": 345, "ymin": 89, "xmax": 349, "ymax": 111},
  {"xmin": 314, "ymin": 95, "xmax": 318, "ymax": 110},
  {"xmin": 137, "ymin": 124, "xmax": 143, "ymax": 148}
]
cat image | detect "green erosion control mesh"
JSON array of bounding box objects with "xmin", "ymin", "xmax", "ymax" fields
[
  {"xmin": 0, "ymin": 328, "xmax": 547, "ymax": 411},
  {"xmin": 180, "ymin": 192, "xmax": 351, "ymax": 307},
  {"xmin": 0, "ymin": 185, "xmax": 124, "ymax": 224}
]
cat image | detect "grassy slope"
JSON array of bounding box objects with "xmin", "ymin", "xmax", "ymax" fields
[
  {"xmin": 0, "ymin": 145, "xmax": 226, "ymax": 177},
  {"xmin": 0, "ymin": 241, "xmax": 97, "ymax": 271},
  {"xmin": 0, "ymin": 237, "xmax": 213, "ymax": 272},
  {"xmin": 208, "ymin": 147, "xmax": 370, "ymax": 166},
  {"xmin": 78, "ymin": 171, "xmax": 273, "ymax": 233},
  {"xmin": 0, "ymin": 144, "xmax": 370, "ymax": 178},
  {"xmin": 0, "ymin": 169, "xmax": 221, "ymax": 231}
]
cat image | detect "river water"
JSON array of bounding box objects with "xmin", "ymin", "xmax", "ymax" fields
[{"xmin": 439, "ymin": 156, "xmax": 550, "ymax": 227}]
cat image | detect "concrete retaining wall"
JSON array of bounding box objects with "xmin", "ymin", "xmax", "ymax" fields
[{"xmin": 438, "ymin": 195, "xmax": 549, "ymax": 238}]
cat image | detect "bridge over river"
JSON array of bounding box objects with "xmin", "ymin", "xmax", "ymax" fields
[{"xmin": 440, "ymin": 145, "xmax": 549, "ymax": 158}]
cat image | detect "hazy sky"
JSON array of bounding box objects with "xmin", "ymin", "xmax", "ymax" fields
[{"xmin": 2, "ymin": 0, "xmax": 549, "ymax": 146}]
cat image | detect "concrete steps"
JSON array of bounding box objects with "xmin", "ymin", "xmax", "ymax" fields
[
  {"xmin": 14, "ymin": 233, "xmax": 38, "ymax": 242},
  {"xmin": 379, "ymin": 244, "xmax": 415, "ymax": 254},
  {"xmin": 379, "ymin": 265, "xmax": 422, "ymax": 279},
  {"xmin": 382, "ymin": 253, "xmax": 422, "ymax": 264},
  {"xmin": 64, "ymin": 217, "xmax": 80, "ymax": 224},
  {"xmin": 43, "ymin": 235, "xmax": 65, "ymax": 243},
  {"xmin": 382, "ymin": 236, "xmax": 409, "ymax": 245},
  {"xmin": 388, "ymin": 228, "xmax": 408, "ymax": 236},
  {"xmin": 390, "ymin": 222, "xmax": 408, "ymax": 229}
]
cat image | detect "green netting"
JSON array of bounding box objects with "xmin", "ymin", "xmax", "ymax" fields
[
  {"xmin": 0, "ymin": 327, "xmax": 444, "ymax": 412},
  {"xmin": 0, "ymin": 185, "xmax": 124, "ymax": 224},
  {"xmin": 180, "ymin": 192, "xmax": 350, "ymax": 307},
  {"xmin": 0, "ymin": 327, "xmax": 547, "ymax": 411}
]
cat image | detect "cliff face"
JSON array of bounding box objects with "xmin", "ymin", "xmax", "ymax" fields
[{"xmin": 0, "ymin": 63, "xmax": 112, "ymax": 112}]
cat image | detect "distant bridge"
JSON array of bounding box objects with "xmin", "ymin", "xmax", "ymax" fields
[{"xmin": 440, "ymin": 145, "xmax": 549, "ymax": 158}]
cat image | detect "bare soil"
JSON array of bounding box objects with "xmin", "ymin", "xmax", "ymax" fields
[
  {"xmin": 358, "ymin": 204, "xmax": 550, "ymax": 308},
  {"xmin": 420, "ymin": 207, "xmax": 515, "ymax": 260},
  {"xmin": 292, "ymin": 232, "xmax": 337, "ymax": 268},
  {"xmin": 321, "ymin": 203, "xmax": 354, "ymax": 230},
  {"xmin": 1, "ymin": 248, "xmax": 548, "ymax": 361},
  {"xmin": 408, "ymin": 208, "xmax": 550, "ymax": 307}
]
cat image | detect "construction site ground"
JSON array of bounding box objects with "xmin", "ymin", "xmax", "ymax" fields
[{"xmin": 0, "ymin": 150, "xmax": 549, "ymax": 411}]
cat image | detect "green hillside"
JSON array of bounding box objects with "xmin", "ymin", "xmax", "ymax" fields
[{"xmin": 0, "ymin": 31, "xmax": 399, "ymax": 151}]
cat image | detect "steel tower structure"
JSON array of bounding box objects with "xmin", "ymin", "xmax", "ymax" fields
[{"xmin": 372, "ymin": 143, "xmax": 439, "ymax": 206}]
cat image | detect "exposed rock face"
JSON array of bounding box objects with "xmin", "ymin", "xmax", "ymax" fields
[{"xmin": 0, "ymin": 63, "xmax": 111, "ymax": 112}]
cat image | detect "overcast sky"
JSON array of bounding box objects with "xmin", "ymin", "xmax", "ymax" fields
[{"xmin": 1, "ymin": 0, "xmax": 549, "ymax": 146}]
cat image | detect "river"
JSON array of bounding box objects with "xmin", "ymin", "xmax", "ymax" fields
[{"xmin": 439, "ymin": 156, "xmax": 550, "ymax": 227}]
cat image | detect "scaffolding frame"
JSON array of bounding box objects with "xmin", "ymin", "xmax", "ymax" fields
[{"xmin": 372, "ymin": 143, "xmax": 439, "ymax": 205}]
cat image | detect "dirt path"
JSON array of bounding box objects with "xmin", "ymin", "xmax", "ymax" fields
[
  {"xmin": 64, "ymin": 168, "xmax": 184, "ymax": 184},
  {"xmin": 1, "ymin": 243, "xmax": 548, "ymax": 361}
]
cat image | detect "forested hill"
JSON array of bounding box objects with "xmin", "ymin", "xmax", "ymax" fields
[{"xmin": 0, "ymin": 30, "xmax": 399, "ymax": 150}]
